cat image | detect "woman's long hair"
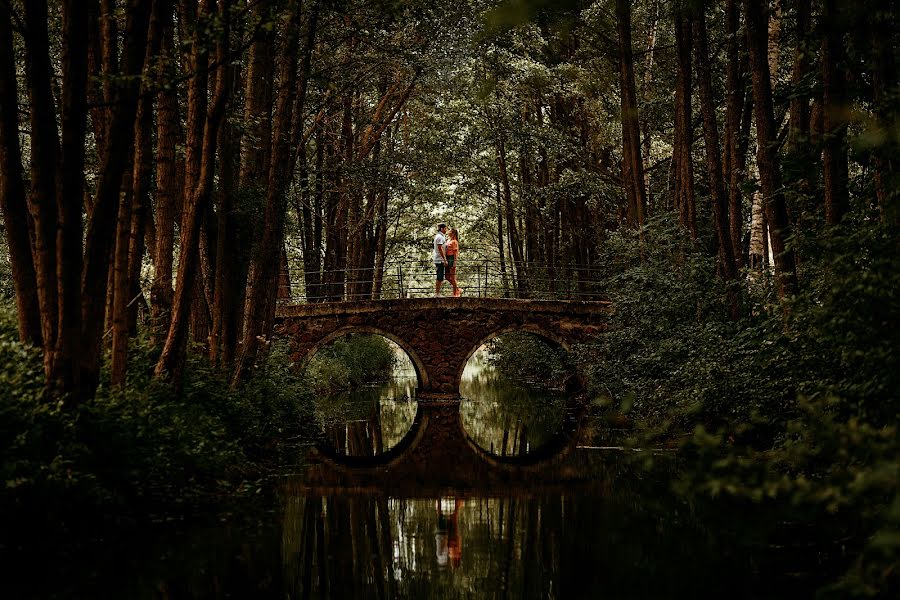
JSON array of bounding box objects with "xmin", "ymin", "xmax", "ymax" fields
[{"xmin": 450, "ymin": 228, "xmax": 459, "ymax": 242}]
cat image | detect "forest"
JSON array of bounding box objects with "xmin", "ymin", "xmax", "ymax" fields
[{"xmin": 0, "ymin": 0, "xmax": 898, "ymax": 596}]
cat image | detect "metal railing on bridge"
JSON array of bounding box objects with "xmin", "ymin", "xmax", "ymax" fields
[{"xmin": 278, "ymin": 260, "xmax": 607, "ymax": 303}]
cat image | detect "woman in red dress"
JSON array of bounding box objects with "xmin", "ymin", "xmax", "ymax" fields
[{"xmin": 446, "ymin": 228, "xmax": 460, "ymax": 297}]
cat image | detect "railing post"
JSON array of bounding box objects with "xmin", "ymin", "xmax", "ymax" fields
[
  {"xmin": 398, "ymin": 265, "xmax": 403, "ymax": 299},
  {"xmin": 477, "ymin": 263, "xmax": 482, "ymax": 297}
]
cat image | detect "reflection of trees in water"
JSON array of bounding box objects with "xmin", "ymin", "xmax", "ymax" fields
[
  {"xmin": 281, "ymin": 494, "xmax": 568, "ymax": 599},
  {"xmin": 280, "ymin": 467, "xmax": 774, "ymax": 600},
  {"xmin": 460, "ymin": 351, "xmax": 568, "ymax": 456},
  {"xmin": 314, "ymin": 377, "xmax": 417, "ymax": 456}
]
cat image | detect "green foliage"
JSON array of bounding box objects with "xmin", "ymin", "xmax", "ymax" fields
[
  {"xmin": 485, "ymin": 332, "xmax": 569, "ymax": 388},
  {"xmin": 577, "ymin": 213, "xmax": 900, "ymax": 434},
  {"xmin": 303, "ymin": 333, "xmax": 397, "ymax": 395},
  {"xmin": 576, "ymin": 215, "xmax": 755, "ymax": 429},
  {"xmin": 0, "ymin": 304, "xmax": 318, "ymax": 542},
  {"xmin": 575, "ymin": 212, "xmax": 900, "ymax": 596}
]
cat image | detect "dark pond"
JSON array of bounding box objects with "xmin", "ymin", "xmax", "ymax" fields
[{"xmin": 11, "ymin": 346, "xmax": 849, "ymax": 599}]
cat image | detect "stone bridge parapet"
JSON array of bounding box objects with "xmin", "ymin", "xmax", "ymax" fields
[{"xmin": 274, "ymin": 298, "xmax": 611, "ymax": 398}]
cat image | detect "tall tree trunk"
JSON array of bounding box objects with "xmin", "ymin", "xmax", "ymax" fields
[
  {"xmin": 111, "ymin": 0, "xmax": 163, "ymax": 386},
  {"xmin": 211, "ymin": 68, "xmax": 240, "ymax": 367},
  {"xmin": 297, "ymin": 143, "xmax": 321, "ymax": 300},
  {"xmin": 79, "ymin": 0, "xmax": 153, "ymax": 399},
  {"xmin": 615, "ymin": 0, "xmax": 647, "ymax": 228},
  {"xmin": 497, "ymin": 183, "xmax": 508, "ymax": 297},
  {"xmin": 53, "ymin": 0, "xmax": 90, "ymax": 395},
  {"xmin": 788, "ymin": 0, "xmax": 811, "ymax": 149},
  {"xmin": 150, "ymin": 16, "xmax": 178, "ymax": 341},
  {"xmin": 821, "ymin": 0, "xmax": 849, "ymax": 225},
  {"xmin": 673, "ymin": 6, "xmax": 697, "ymax": 240},
  {"xmin": 744, "ymin": 0, "xmax": 797, "ymax": 299},
  {"xmin": 155, "ymin": 0, "xmax": 227, "ymax": 379},
  {"xmin": 239, "ymin": 4, "xmax": 274, "ymax": 189},
  {"xmin": 0, "ymin": 6, "xmax": 43, "ymax": 346},
  {"xmin": 767, "ymin": 0, "xmax": 783, "ymax": 79},
  {"xmin": 724, "ymin": 0, "xmax": 746, "ymax": 269},
  {"xmin": 497, "ymin": 139, "xmax": 527, "ymax": 297},
  {"xmin": 694, "ymin": 9, "xmax": 739, "ymax": 317},
  {"xmin": 22, "ymin": 0, "xmax": 62, "ymax": 378},
  {"xmin": 640, "ymin": 0, "xmax": 660, "ymax": 215},
  {"xmin": 110, "ymin": 166, "xmax": 136, "ymax": 387},
  {"xmin": 234, "ymin": 2, "xmax": 302, "ymax": 384},
  {"xmin": 871, "ymin": 0, "xmax": 897, "ymax": 220},
  {"xmin": 293, "ymin": 0, "xmax": 323, "ymax": 301}
]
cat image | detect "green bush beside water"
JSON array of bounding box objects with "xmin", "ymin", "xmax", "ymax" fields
[
  {"xmin": 0, "ymin": 304, "xmax": 321, "ymax": 544},
  {"xmin": 573, "ymin": 214, "xmax": 899, "ymax": 596},
  {"xmin": 485, "ymin": 332, "xmax": 569, "ymax": 388},
  {"xmin": 303, "ymin": 333, "xmax": 397, "ymax": 395}
]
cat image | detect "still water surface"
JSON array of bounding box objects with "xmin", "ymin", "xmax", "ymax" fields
[{"xmin": 20, "ymin": 349, "xmax": 842, "ymax": 598}]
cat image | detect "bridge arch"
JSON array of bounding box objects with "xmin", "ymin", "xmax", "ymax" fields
[
  {"xmin": 295, "ymin": 325, "xmax": 430, "ymax": 391},
  {"xmin": 275, "ymin": 297, "xmax": 610, "ymax": 397},
  {"xmin": 454, "ymin": 324, "xmax": 574, "ymax": 393}
]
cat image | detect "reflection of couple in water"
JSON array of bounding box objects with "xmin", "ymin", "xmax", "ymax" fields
[
  {"xmin": 434, "ymin": 496, "xmax": 464, "ymax": 568},
  {"xmin": 433, "ymin": 223, "xmax": 461, "ymax": 297}
]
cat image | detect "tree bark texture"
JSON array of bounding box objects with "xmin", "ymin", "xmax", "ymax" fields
[
  {"xmin": 0, "ymin": 6, "xmax": 43, "ymax": 345},
  {"xmin": 616, "ymin": 0, "xmax": 647, "ymax": 228},
  {"xmin": 724, "ymin": 0, "xmax": 746, "ymax": 269},
  {"xmin": 694, "ymin": 10, "xmax": 740, "ymax": 317},
  {"xmin": 234, "ymin": 1, "xmax": 302, "ymax": 383},
  {"xmin": 744, "ymin": 0, "xmax": 797, "ymax": 298},
  {"xmin": 673, "ymin": 6, "xmax": 697, "ymax": 240},
  {"xmin": 821, "ymin": 0, "xmax": 849, "ymax": 225}
]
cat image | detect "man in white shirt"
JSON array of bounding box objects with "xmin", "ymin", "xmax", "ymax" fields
[{"xmin": 433, "ymin": 223, "xmax": 448, "ymax": 296}]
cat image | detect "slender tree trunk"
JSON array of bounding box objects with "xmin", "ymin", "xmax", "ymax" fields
[
  {"xmin": 22, "ymin": 0, "xmax": 62, "ymax": 377},
  {"xmin": 52, "ymin": 0, "xmax": 91, "ymax": 395},
  {"xmin": 111, "ymin": 0, "xmax": 163, "ymax": 386},
  {"xmin": 86, "ymin": 0, "xmax": 106, "ymax": 161},
  {"xmin": 211, "ymin": 68, "xmax": 239, "ymax": 367},
  {"xmin": 234, "ymin": 2, "xmax": 302, "ymax": 384},
  {"xmin": 822, "ymin": 0, "xmax": 849, "ymax": 225},
  {"xmin": 239, "ymin": 3, "xmax": 274, "ymax": 189},
  {"xmin": 616, "ymin": 0, "xmax": 647, "ymax": 228},
  {"xmin": 297, "ymin": 143, "xmax": 320, "ymax": 299},
  {"xmin": 155, "ymin": 0, "xmax": 227, "ymax": 379},
  {"xmin": 497, "ymin": 183, "xmax": 508, "ymax": 297},
  {"xmin": 497, "ymin": 139, "xmax": 527, "ymax": 297},
  {"xmin": 788, "ymin": 0, "xmax": 811, "ymax": 149},
  {"xmin": 724, "ymin": 0, "xmax": 746, "ymax": 269},
  {"xmin": 673, "ymin": 6, "xmax": 697, "ymax": 240},
  {"xmin": 110, "ymin": 163, "xmax": 135, "ymax": 387},
  {"xmin": 79, "ymin": 0, "xmax": 153, "ymax": 398},
  {"xmin": 640, "ymin": 0, "xmax": 660, "ymax": 214},
  {"xmin": 0, "ymin": 7, "xmax": 43, "ymax": 345},
  {"xmin": 767, "ymin": 0, "xmax": 783, "ymax": 79},
  {"xmin": 151, "ymin": 17, "xmax": 178, "ymax": 340},
  {"xmin": 694, "ymin": 10, "xmax": 740, "ymax": 317},
  {"xmin": 871, "ymin": 0, "xmax": 896, "ymax": 220},
  {"xmin": 744, "ymin": 0, "xmax": 797, "ymax": 299}
]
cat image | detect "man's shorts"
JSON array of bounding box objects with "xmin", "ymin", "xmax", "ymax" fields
[{"xmin": 435, "ymin": 262, "xmax": 446, "ymax": 281}]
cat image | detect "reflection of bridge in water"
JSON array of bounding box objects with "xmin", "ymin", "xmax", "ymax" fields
[
  {"xmin": 275, "ymin": 297, "xmax": 611, "ymax": 398},
  {"xmin": 301, "ymin": 399, "xmax": 610, "ymax": 499}
]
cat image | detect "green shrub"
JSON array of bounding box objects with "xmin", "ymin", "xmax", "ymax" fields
[
  {"xmin": 485, "ymin": 332, "xmax": 569, "ymax": 388},
  {"xmin": 576, "ymin": 212, "xmax": 899, "ymax": 596},
  {"xmin": 303, "ymin": 333, "xmax": 397, "ymax": 394},
  {"xmin": 0, "ymin": 304, "xmax": 318, "ymax": 543}
]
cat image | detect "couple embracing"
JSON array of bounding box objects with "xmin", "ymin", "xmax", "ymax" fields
[{"xmin": 433, "ymin": 223, "xmax": 461, "ymax": 297}]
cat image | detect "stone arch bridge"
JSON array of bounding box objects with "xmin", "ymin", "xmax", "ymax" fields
[{"xmin": 274, "ymin": 298, "xmax": 611, "ymax": 399}]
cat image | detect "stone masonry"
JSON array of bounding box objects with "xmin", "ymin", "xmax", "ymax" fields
[{"xmin": 274, "ymin": 297, "xmax": 612, "ymax": 399}]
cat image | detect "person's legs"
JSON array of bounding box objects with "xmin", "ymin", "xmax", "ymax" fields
[
  {"xmin": 447, "ymin": 256, "xmax": 458, "ymax": 295},
  {"xmin": 435, "ymin": 262, "xmax": 445, "ymax": 296}
]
